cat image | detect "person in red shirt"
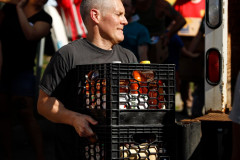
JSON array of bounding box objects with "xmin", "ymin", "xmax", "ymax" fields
[{"xmin": 174, "ymin": 0, "xmax": 205, "ymax": 18}]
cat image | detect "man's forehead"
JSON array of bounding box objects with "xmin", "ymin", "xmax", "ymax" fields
[
  {"xmin": 109, "ymin": 0, "xmax": 120, "ymax": 8},
  {"xmin": 106, "ymin": 0, "xmax": 124, "ymax": 12}
]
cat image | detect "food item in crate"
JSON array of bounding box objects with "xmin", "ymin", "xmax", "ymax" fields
[
  {"xmin": 85, "ymin": 68, "xmax": 166, "ymax": 110},
  {"xmin": 85, "ymin": 143, "xmax": 104, "ymax": 160},
  {"xmin": 120, "ymin": 145, "xmax": 129, "ymax": 158},
  {"xmin": 140, "ymin": 60, "xmax": 151, "ymax": 64},
  {"xmin": 132, "ymin": 70, "xmax": 166, "ymax": 109},
  {"xmin": 148, "ymin": 80, "xmax": 166, "ymax": 109},
  {"xmin": 126, "ymin": 71, "xmax": 148, "ymax": 109},
  {"xmin": 120, "ymin": 143, "xmax": 158, "ymax": 160},
  {"xmin": 85, "ymin": 71, "xmax": 106, "ymax": 109},
  {"xmin": 120, "ymin": 76, "xmax": 148, "ymax": 109},
  {"xmin": 119, "ymin": 79, "xmax": 131, "ymax": 109},
  {"xmin": 132, "ymin": 70, "xmax": 148, "ymax": 94}
]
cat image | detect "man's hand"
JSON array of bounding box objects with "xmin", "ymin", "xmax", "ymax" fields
[
  {"xmin": 37, "ymin": 90, "xmax": 98, "ymax": 142},
  {"xmin": 72, "ymin": 113, "xmax": 98, "ymax": 138}
]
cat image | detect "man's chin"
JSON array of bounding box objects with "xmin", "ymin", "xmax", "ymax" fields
[{"xmin": 118, "ymin": 36, "xmax": 125, "ymax": 43}]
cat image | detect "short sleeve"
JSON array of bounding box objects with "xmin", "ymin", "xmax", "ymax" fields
[
  {"xmin": 39, "ymin": 10, "xmax": 52, "ymax": 25},
  {"xmin": 28, "ymin": 10, "xmax": 52, "ymax": 26},
  {"xmin": 39, "ymin": 52, "xmax": 69, "ymax": 96}
]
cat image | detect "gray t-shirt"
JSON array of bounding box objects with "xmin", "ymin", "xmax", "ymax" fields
[
  {"xmin": 39, "ymin": 38, "xmax": 138, "ymax": 159},
  {"xmin": 40, "ymin": 38, "xmax": 138, "ymax": 109}
]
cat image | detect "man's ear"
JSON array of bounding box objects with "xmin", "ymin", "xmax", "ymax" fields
[{"xmin": 90, "ymin": 9, "xmax": 100, "ymax": 24}]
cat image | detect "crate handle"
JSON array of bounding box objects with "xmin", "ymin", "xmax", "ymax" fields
[{"xmin": 132, "ymin": 133, "xmax": 156, "ymax": 144}]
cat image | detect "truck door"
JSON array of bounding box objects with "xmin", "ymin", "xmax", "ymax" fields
[{"xmin": 205, "ymin": 0, "xmax": 231, "ymax": 112}]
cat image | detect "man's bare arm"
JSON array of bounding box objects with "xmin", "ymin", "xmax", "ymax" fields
[{"xmin": 37, "ymin": 89, "xmax": 98, "ymax": 137}]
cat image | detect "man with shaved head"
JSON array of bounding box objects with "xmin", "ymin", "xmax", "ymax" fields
[{"xmin": 37, "ymin": 0, "xmax": 137, "ymax": 159}]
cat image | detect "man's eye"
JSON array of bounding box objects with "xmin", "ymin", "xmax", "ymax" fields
[{"xmin": 116, "ymin": 12, "xmax": 123, "ymax": 16}]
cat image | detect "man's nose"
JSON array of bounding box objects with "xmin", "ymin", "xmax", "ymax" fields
[{"xmin": 122, "ymin": 16, "xmax": 128, "ymax": 26}]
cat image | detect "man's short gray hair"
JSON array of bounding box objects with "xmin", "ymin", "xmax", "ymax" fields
[
  {"xmin": 80, "ymin": 0, "xmax": 123, "ymax": 25},
  {"xmin": 80, "ymin": 0, "xmax": 106, "ymax": 25}
]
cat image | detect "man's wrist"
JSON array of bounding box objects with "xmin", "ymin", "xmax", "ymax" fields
[{"xmin": 70, "ymin": 112, "xmax": 82, "ymax": 127}]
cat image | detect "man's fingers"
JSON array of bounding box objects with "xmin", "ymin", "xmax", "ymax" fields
[
  {"xmin": 85, "ymin": 115, "xmax": 98, "ymax": 125},
  {"xmin": 83, "ymin": 125, "xmax": 94, "ymax": 136},
  {"xmin": 87, "ymin": 133, "xmax": 98, "ymax": 144},
  {"xmin": 76, "ymin": 116, "xmax": 97, "ymax": 136},
  {"xmin": 76, "ymin": 122, "xmax": 94, "ymax": 137},
  {"xmin": 73, "ymin": 114, "xmax": 98, "ymax": 137}
]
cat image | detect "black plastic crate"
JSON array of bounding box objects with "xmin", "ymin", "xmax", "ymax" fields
[
  {"xmin": 79, "ymin": 125, "xmax": 176, "ymax": 160},
  {"xmin": 76, "ymin": 63, "xmax": 175, "ymax": 125}
]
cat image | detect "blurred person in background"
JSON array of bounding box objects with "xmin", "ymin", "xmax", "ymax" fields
[
  {"xmin": 180, "ymin": 16, "xmax": 205, "ymax": 118},
  {"xmin": 135, "ymin": 0, "xmax": 186, "ymax": 64},
  {"xmin": 0, "ymin": 0, "xmax": 52, "ymax": 159},
  {"xmin": 120, "ymin": 0, "xmax": 151, "ymax": 62},
  {"xmin": 164, "ymin": 20, "xmax": 200, "ymax": 93}
]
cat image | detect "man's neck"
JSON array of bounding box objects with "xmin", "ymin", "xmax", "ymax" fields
[{"xmin": 86, "ymin": 36, "xmax": 113, "ymax": 51}]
